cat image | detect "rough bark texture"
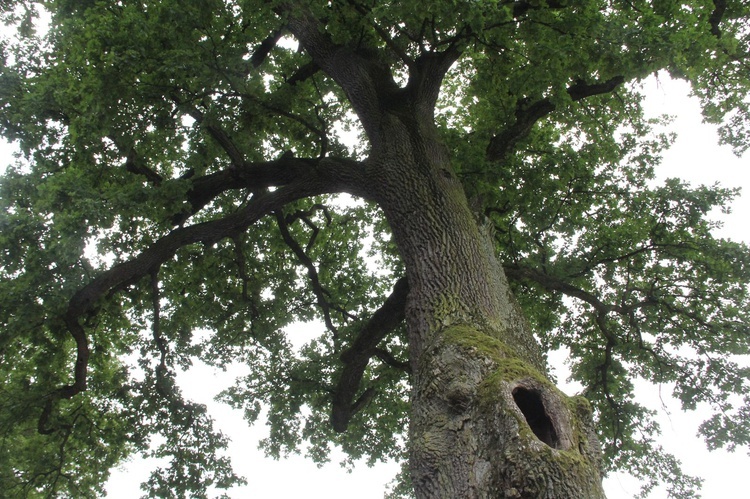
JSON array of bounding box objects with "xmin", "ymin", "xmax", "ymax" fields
[
  {"xmin": 411, "ymin": 326, "xmax": 605, "ymax": 498},
  {"xmin": 285, "ymin": 10, "xmax": 607, "ymax": 497},
  {"xmin": 367, "ymin": 118, "xmax": 606, "ymax": 498}
]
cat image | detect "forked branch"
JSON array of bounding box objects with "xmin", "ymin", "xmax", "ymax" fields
[{"xmin": 486, "ymin": 76, "xmax": 625, "ymax": 161}]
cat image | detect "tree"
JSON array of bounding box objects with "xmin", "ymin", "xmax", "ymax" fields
[{"xmin": 1, "ymin": 0, "xmax": 749, "ymax": 497}]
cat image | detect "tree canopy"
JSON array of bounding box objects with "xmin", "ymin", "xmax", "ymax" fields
[{"xmin": 1, "ymin": 1, "xmax": 749, "ymax": 497}]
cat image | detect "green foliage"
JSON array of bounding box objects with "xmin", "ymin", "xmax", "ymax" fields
[{"xmin": 1, "ymin": 0, "xmax": 749, "ymax": 497}]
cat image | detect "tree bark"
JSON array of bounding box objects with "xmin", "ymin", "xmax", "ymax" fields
[
  {"xmin": 364, "ymin": 112, "xmax": 605, "ymax": 498},
  {"xmin": 285, "ymin": 10, "xmax": 606, "ymax": 496}
]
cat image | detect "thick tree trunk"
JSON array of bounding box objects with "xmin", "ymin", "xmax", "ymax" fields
[
  {"xmin": 367, "ymin": 113, "xmax": 606, "ymax": 498},
  {"xmin": 284, "ymin": 12, "xmax": 605, "ymax": 494}
]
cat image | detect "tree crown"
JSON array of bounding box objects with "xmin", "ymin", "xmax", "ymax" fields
[{"xmin": 1, "ymin": 1, "xmax": 749, "ymax": 497}]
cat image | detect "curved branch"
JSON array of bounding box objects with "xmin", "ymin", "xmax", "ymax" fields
[
  {"xmin": 503, "ymin": 263, "xmax": 657, "ymax": 318},
  {"xmin": 43, "ymin": 157, "xmax": 365, "ymax": 433},
  {"xmin": 504, "ymin": 264, "xmax": 616, "ymax": 314},
  {"xmin": 181, "ymin": 105, "xmax": 246, "ymax": 168},
  {"xmin": 283, "ymin": 7, "xmax": 392, "ymax": 139},
  {"xmin": 486, "ymin": 76, "xmax": 625, "ymax": 161},
  {"xmin": 283, "ymin": 5, "xmax": 460, "ymax": 145},
  {"xmin": 175, "ymin": 155, "xmax": 366, "ymax": 225},
  {"xmin": 331, "ymin": 276, "xmax": 409, "ymax": 432},
  {"xmin": 274, "ymin": 210, "xmax": 345, "ymax": 335}
]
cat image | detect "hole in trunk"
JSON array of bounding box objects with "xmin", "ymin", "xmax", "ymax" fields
[{"xmin": 512, "ymin": 387, "xmax": 559, "ymax": 448}]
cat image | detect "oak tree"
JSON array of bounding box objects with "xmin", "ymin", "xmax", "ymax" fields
[{"xmin": 1, "ymin": 1, "xmax": 749, "ymax": 497}]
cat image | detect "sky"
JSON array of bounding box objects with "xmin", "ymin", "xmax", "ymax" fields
[{"xmin": 1, "ymin": 20, "xmax": 749, "ymax": 499}]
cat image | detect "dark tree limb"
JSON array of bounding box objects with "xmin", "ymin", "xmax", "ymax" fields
[
  {"xmin": 124, "ymin": 149, "xmax": 164, "ymax": 185},
  {"xmin": 373, "ymin": 347, "xmax": 410, "ymax": 371},
  {"xmin": 274, "ymin": 210, "xmax": 342, "ymax": 335},
  {"xmin": 175, "ymin": 155, "xmax": 366, "ymax": 225},
  {"xmin": 283, "ymin": 5, "xmax": 460, "ymax": 146},
  {"xmin": 486, "ymin": 76, "xmax": 625, "ymax": 161},
  {"xmin": 331, "ymin": 276, "xmax": 409, "ymax": 432},
  {"xmin": 709, "ymin": 0, "xmax": 727, "ymax": 38},
  {"xmin": 150, "ymin": 269, "xmax": 169, "ymax": 377},
  {"xmin": 345, "ymin": 0, "xmax": 415, "ymax": 67},
  {"xmin": 510, "ymin": 0, "xmax": 568, "ymax": 18},
  {"xmin": 250, "ymin": 29, "xmax": 284, "ymax": 68},
  {"xmin": 109, "ymin": 134, "xmax": 163, "ymax": 185},
  {"xmin": 182, "ymin": 106, "xmax": 246, "ymax": 168},
  {"xmin": 41, "ymin": 157, "xmax": 365, "ymax": 434},
  {"xmin": 406, "ymin": 48, "xmax": 463, "ymax": 120},
  {"xmin": 503, "ymin": 263, "xmax": 656, "ymax": 317},
  {"xmin": 283, "ymin": 7, "xmax": 391, "ymax": 138}
]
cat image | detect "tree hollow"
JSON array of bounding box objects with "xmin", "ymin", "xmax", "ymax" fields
[{"xmin": 512, "ymin": 386, "xmax": 560, "ymax": 449}]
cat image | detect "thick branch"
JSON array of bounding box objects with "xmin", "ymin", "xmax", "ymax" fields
[
  {"xmin": 283, "ymin": 6, "xmax": 459, "ymax": 145},
  {"xmin": 250, "ymin": 29, "xmax": 283, "ymax": 68},
  {"xmin": 109, "ymin": 135, "xmax": 163, "ymax": 185},
  {"xmin": 406, "ymin": 48, "xmax": 463, "ymax": 119},
  {"xmin": 510, "ymin": 0, "xmax": 568, "ymax": 18},
  {"xmin": 709, "ymin": 0, "xmax": 727, "ymax": 38},
  {"xmin": 283, "ymin": 7, "xmax": 392, "ymax": 139},
  {"xmin": 486, "ymin": 76, "xmax": 625, "ymax": 161},
  {"xmin": 45, "ymin": 158, "xmax": 363, "ymax": 432},
  {"xmin": 175, "ymin": 155, "xmax": 366, "ymax": 225},
  {"xmin": 331, "ymin": 276, "xmax": 409, "ymax": 432},
  {"xmin": 286, "ymin": 61, "xmax": 320, "ymax": 86}
]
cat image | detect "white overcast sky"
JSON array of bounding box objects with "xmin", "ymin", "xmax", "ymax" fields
[{"xmin": 1, "ymin": 18, "xmax": 749, "ymax": 498}]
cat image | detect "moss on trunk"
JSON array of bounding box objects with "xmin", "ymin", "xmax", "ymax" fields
[{"xmin": 410, "ymin": 325, "xmax": 605, "ymax": 498}]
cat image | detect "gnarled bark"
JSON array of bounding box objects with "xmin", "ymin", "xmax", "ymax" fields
[
  {"xmin": 366, "ymin": 122, "xmax": 605, "ymax": 497},
  {"xmin": 283, "ymin": 7, "xmax": 608, "ymax": 495},
  {"xmin": 411, "ymin": 325, "xmax": 604, "ymax": 498}
]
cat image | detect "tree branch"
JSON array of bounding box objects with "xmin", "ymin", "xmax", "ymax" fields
[
  {"xmin": 250, "ymin": 29, "xmax": 284, "ymax": 68},
  {"xmin": 486, "ymin": 76, "xmax": 625, "ymax": 161},
  {"xmin": 331, "ymin": 276, "xmax": 409, "ymax": 432},
  {"xmin": 406, "ymin": 48, "xmax": 463, "ymax": 119},
  {"xmin": 42, "ymin": 158, "xmax": 364, "ymax": 433},
  {"xmin": 175, "ymin": 155, "xmax": 366, "ymax": 225},
  {"xmin": 709, "ymin": 0, "xmax": 727, "ymax": 38},
  {"xmin": 283, "ymin": 7, "xmax": 392, "ymax": 140},
  {"xmin": 503, "ymin": 263, "xmax": 657, "ymax": 317},
  {"xmin": 181, "ymin": 105, "xmax": 246, "ymax": 168},
  {"xmin": 274, "ymin": 210, "xmax": 343, "ymax": 335}
]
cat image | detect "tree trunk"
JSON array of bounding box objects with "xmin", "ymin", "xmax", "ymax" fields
[
  {"xmin": 283, "ymin": 13, "xmax": 605, "ymax": 494},
  {"xmin": 367, "ymin": 111, "xmax": 606, "ymax": 498}
]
